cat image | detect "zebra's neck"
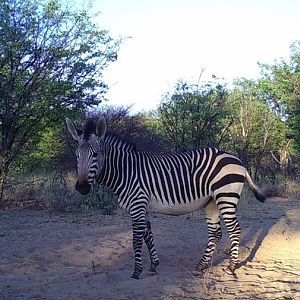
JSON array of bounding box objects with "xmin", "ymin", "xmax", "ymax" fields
[{"xmin": 98, "ymin": 134, "xmax": 138, "ymax": 196}]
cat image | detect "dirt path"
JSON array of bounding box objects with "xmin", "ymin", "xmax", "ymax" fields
[{"xmin": 0, "ymin": 197, "xmax": 299, "ymax": 299}]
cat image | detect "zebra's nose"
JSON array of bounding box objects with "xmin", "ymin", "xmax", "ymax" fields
[{"xmin": 75, "ymin": 180, "xmax": 91, "ymax": 195}]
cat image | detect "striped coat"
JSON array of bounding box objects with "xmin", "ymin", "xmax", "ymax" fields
[{"xmin": 66, "ymin": 117, "xmax": 274, "ymax": 279}]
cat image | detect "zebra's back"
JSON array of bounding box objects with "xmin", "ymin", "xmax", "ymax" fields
[{"xmin": 138, "ymin": 147, "xmax": 246, "ymax": 215}]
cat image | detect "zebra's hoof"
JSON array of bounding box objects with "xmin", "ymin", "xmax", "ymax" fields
[
  {"xmin": 131, "ymin": 273, "xmax": 140, "ymax": 280},
  {"xmin": 192, "ymin": 265, "xmax": 207, "ymax": 276},
  {"xmin": 148, "ymin": 266, "xmax": 158, "ymax": 274},
  {"xmin": 223, "ymin": 263, "xmax": 237, "ymax": 276},
  {"xmin": 149, "ymin": 261, "xmax": 159, "ymax": 273},
  {"xmin": 194, "ymin": 263, "xmax": 208, "ymax": 273},
  {"xmin": 224, "ymin": 267, "xmax": 234, "ymax": 275},
  {"xmin": 192, "ymin": 269, "xmax": 204, "ymax": 276}
]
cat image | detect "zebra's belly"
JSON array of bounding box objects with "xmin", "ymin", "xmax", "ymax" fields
[{"xmin": 148, "ymin": 197, "xmax": 209, "ymax": 216}]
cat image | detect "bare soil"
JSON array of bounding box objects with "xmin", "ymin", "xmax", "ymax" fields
[{"xmin": 0, "ymin": 196, "xmax": 299, "ymax": 299}]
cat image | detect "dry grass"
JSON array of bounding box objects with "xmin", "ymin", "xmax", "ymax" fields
[
  {"xmin": 3, "ymin": 172, "xmax": 85, "ymax": 211},
  {"xmin": 284, "ymin": 179, "xmax": 300, "ymax": 198},
  {"xmin": 3, "ymin": 171, "xmax": 117, "ymax": 213}
]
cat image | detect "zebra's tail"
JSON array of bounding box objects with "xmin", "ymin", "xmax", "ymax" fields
[{"xmin": 245, "ymin": 171, "xmax": 277, "ymax": 202}]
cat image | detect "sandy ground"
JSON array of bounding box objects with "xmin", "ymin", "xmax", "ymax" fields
[{"xmin": 0, "ymin": 196, "xmax": 299, "ymax": 300}]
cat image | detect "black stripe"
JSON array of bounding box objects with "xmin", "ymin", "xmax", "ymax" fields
[
  {"xmin": 215, "ymin": 192, "xmax": 240, "ymax": 200},
  {"xmin": 168, "ymin": 155, "xmax": 182, "ymax": 203},
  {"xmin": 112, "ymin": 151, "xmax": 124, "ymax": 191},
  {"xmin": 115, "ymin": 151, "xmax": 129, "ymax": 195},
  {"xmin": 196, "ymin": 148, "xmax": 209, "ymax": 198},
  {"xmin": 151, "ymin": 155, "xmax": 166, "ymax": 203},
  {"xmin": 217, "ymin": 201, "xmax": 237, "ymax": 208},
  {"xmin": 190, "ymin": 151, "xmax": 199, "ymax": 200},
  {"xmin": 143, "ymin": 154, "xmax": 157, "ymax": 197},
  {"xmin": 203, "ymin": 148, "xmax": 217, "ymax": 196},
  {"xmin": 139, "ymin": 154, "xmax": 149, "ymax": 190},
  {"xmin": 175, "ymin": 155, "xmax": 187, "ymax": 204},
  {"xmin": 157, "ymin": 160, "xmax": 172, "ymax": 204},
  {"xmin": 106, "ymin": 150, "xmax": 115, "ymax": 187},
  {"xmin": 177, "ymin": 154, "xmax": 190, "ymax": 204},
  {"xmin": 201, "ymin": 149, "xmax": 213, "ymax": 197},
  {"xmin": 161, "ymin": 157, "xmax": 176, "ymax": 204},
  {"xmin": 170, "ymin": 154, "xmax": 185, "ymax": 203},
  {"xmin": 207, "ymin": 157, "xmax": 244, "ymax": 187},
  {"xmin": 211, "ymin": 174, "xmax": 245, "ymax": 191},
  {"xmin": 220, "ymin": 211, "xmax": 236, "ymax": 215}
]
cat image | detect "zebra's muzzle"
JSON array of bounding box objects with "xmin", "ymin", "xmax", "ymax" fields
[{"xmin": 75, "ymin": 180, "xmax": 91, "ymax": 195}]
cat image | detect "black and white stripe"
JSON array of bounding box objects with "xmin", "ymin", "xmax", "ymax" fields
[{"xmin": 66, "ymin": 117, "xmax": 273, "ymax": 279}]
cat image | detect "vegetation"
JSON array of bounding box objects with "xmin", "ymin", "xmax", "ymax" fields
[
  {"xmin": 0, "ymin": 0, "xmax": 299, "ymax": 210},
  {"xmin": 226, "ymin": 78, "xmax": 287, "ymax": 180},
  {"xmin": 0, "ymin": 0, "xmax": 119, "ymax": 202},
  {"xmin": 156, "ymin": 79, "xmax": 230, "ymax": 151},
  {"xmin": 258, "ymin": 41, "xmax": 300, "ymax": 152}
]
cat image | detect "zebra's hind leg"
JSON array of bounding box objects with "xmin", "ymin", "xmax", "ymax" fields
[
  {"xmin": 196, "ymin": 200, "xmax": 222, "ymax": 273},
  {"xmin": 144, "ymin": 220, "xmax": 159, "ymax": 273},
  {"xmin": 216, "ymin": 192, "xmax": 241, "ymax": 274},
  {"xmin": 131, "ymin": 218, "xmax": 145, "ymax": 279}
]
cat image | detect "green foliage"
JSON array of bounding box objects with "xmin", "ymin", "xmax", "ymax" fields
[
  {"xmin": 258, "ymin": 41, "xmax": 300, "ymax": 151},
  {"xmin": 156, "ymin": 80, "xmax": 230, "ymax": 151},
  {"xmin": 226, "ymin": 78, "xmax": 287, "ymax": 177},
  {"xmin": 81, "ymin": 184, "xmax": 117, "ymax": 214},
  {"xmin": 89, "ymin": 105, "xmax": 167, "ymax": 152},
  {"xmin": 0, "ymin": 0, "xmax": 119, "ymax": 200},
  {"xmin": 17, "ymin": 125, "xmax": 63, "ymax": 171}
]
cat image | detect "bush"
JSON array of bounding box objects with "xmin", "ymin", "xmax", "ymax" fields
[
  {"xmin": 2, "ymin": 171, "xmax": 117, "ymax": 214},
  {"xmin": 81, "ymin": 184, "xmax": 117, "ymax": 214}
]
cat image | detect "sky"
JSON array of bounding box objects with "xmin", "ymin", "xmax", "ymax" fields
[{"xmin": 94, "ymin": 0, "xmax": 300, "ymax": 112}]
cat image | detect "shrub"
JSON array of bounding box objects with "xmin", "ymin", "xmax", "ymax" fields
[{"xmin": 2, "ymin": 171, "xmax": 117, "ymax": 214}]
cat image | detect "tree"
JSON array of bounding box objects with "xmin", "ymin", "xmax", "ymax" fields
[
  {"xmin": 88, "ymin": 105, "xmax": 167, "ymax": 152},
  {"xmin": 226, "ymin": 78, "xmax": 287, "ymax": 179},
  {"xmin": 258, "ymin": 41, "xmax": 300, "ymax": 152},
  {"xmin": 156, "ymin": 79, "xmax": 230, "ymax": 151},
  {"xmin": 0, "ymin": 0, "xmax": 119, "ymax": 203},
  {"xmin": 17, "ymin": 121, "xmax": 71, "ymax": 172}
]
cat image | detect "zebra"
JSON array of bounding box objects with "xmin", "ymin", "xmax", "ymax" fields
[{"xmin": 66, "ymin": 117, "xmax": 275, "ymax": 279}]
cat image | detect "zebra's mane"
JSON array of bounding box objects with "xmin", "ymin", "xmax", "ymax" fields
[
  {"xmin": 83, "ymin": 119, "xmax": 96, "ymax": 140},
  {"xmin": 82, "ymin": 119, "xmax": 136, "ymax": 151},
  {"xmin": 104, "ymin": 132, "xmax": 137, "ymax": 152}
]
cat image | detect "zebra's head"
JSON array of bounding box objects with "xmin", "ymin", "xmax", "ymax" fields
[{"xmin": 66, "ymin": 117, "xmax": 107, "ymax": 195}]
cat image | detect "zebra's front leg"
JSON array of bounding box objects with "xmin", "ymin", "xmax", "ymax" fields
[
  {"xmin": 131, "ymin": 218, "xmax": 146, "ymax": 279},
  {"xmin": 196, "ymin": 200, "xmax": 222, "ymax": 272},
  {"xmin": 144, "ymin": 220, "xmax": 159, "ymax": 273}
]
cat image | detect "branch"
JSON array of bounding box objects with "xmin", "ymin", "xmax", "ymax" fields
[
  {"xmin": 217, "ymin": 119, "xmax": 234, "ymax": 146},
  {"xmin": 270, "ymin": 151, "xmax": 281, "ymax": 165}
]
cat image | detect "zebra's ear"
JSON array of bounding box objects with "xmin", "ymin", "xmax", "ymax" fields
[
  {"xmin": 96, "ymin": 117, "xmax": 107, "ymax": 139},
  {"xmin": 66, "ymin": 118, "xmax": 82, "ymax": 141}
]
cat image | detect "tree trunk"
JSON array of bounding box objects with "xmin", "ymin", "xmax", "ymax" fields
[
  {"xmin": 0, "ymin": 165, "xmax": 9, "ymax": 207},
  {"xmin": 0, "ymin": 176, "xmax": 6, "ymax": 207}
]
